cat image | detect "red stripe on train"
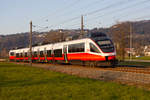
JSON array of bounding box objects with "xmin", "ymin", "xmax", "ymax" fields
[{"xmin": 9, "ymin": 53, "xmax": 115, "ymax": 61}]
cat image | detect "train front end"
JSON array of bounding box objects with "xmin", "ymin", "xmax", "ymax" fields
[{"xmin": 88, "ymin": 32, "xmax": 117, "ymax": 66}]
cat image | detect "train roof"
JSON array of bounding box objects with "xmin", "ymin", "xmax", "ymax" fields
[
  {"xmin": 9, "ymin": 38, "xmax": 92, "ymax": 52},
  {"xmin": 86, "ymin": 32, "xmax": 107, "ymax": 38}
]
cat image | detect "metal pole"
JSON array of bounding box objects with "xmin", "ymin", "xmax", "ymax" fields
[
  {"xmin": 29, "ymin": 21, "xmax": 32, "ymax": 66},
  {"xmin": 130, "ymin": 22, "xmax": 132, "ymax": 61},
  {"xmin": 81, "ymin": 15, "xmax": 84, "ymax": 38}
]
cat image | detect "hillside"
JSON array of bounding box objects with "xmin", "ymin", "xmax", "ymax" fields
[
  {"xmin": 0, "ymin": 32, "xmax": 46, "ymax": 51},
  {"xmin": 133, "ymin": 20, "xmax": 150, "ymax": 34}
]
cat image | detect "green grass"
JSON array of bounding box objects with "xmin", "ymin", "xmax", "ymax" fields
[
  {"xmin": 0, "ymin": 62, "xmax": 150, "ymax": 100},
  {"xmin": 126, "ymin": 56, "xmax": 150, "ymax": 60},
  {"xmin": 133, "ymin": 56, "xmax": 150, "ymax": 60}
]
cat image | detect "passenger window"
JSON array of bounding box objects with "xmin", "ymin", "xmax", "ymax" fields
[
  {"xmin": 34, "ymin": 52, "xmax": 37, "ymax": 57},
  {"xmin": 90, "ymin": 43, "xmax": 100, "ymax": 53},
  {"xmin": 20, "ymin": 53, "xmax": 23, "ymax": 57},
  {"xmin": 16, "ymin": 53, "xmax": 19, "ymax": 57},
  {"xmin": 47, "ymin": 50, "xmax": 51, "ymax": 57},
  {"xmin": 40, "ymin": 51, "xmax": 44, "ymax": 57},
  {"xmin": 68, "ymin": 43, "xmax": 85, "ymax": 53},
  {"xmin": 10, "ymin": 52, "xmax": 14, "ymax": 56},
  {"xmin": 54, "ymin": 49, "xmax": 62, "ymax": 57},
  {"xmin": 25, "ymin": 52, "xmax": 28, "ymax": 57}
]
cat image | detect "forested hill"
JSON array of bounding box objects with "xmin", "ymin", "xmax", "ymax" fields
[
  {"xmin": 0, "ymin": 32, "xmax": 46, "ymax": 51},
  {"xmin": 0, "ymin": 20, "xmax": 150, "ymax": 52},
  {"xmin": 133, "ymin": 20, "xmax": 150, "ymax": 34}
]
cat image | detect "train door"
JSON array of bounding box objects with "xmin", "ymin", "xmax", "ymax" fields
[
  {"xmin": 44, "ymin": 48, "xmax": 47, "ymax": 62},
  {"xmin": 23, "ymin": 50, "xmax": 25, "ymax": 62},
  {"xmin": 51, "ymin": 45, "xmax": 55, "ymax": 63},
  {"xmin": 37, "ymin": 49, "xmax": 40, "ymax": 62},
  {"xmin": 63, "ymin": 45, "xmax": 68, "ymax": 63}
]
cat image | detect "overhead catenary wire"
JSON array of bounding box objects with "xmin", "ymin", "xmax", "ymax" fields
[
  {"xmin": 118, "ymin": 5, "xmax": 150, "ymax": 21},
  {"xmin": 32, "ymin": 24, "xmax": 48, "ymax": 29},
  {"xmin": 33, "ymin": 26, "xmax": 49, "ymax": 32},
  {"xmin": 43, "ymin": 0, "xmax": 128, "ymax": 30},
  {"xmin": 58, "ymin": 0, "xmax": 106, "ymax": 18},
  {"xmin": 50, "ymin": 0, "xmax": 139, "ymax": 28},
  {"xmin": 33, "ymin": 0, "xmax": 126, "ymax": 31},
  {"xmin": 130, "ymin": 14, "xmax": 150, "ymax": 21},
  {"xmin": 33, "ymin": 0, "xmax": 150, "ymax": 32},
  {"xmin": 80, "ymin": 0, "xmax": 106, "ymax": 10},
  {"xmin": 85, "ymin": 0, "xmax": 150, "ymax": 27},
  {"xmin": 83, "ymin": 0, "xmax": 131, "ymax": 16},
  {"xmin": 86, "ymin": 0, "xmax": 150, "ymax": 21},
  {"xmin": 33, "ymin": 0, "xmax": 83, "ymax": 24},
  {"xmin": 33, "ymin": 0, "xmax": 113, "ymax": 29},
  {"xmin": 33, "ymin": 0, "xmax": 85, "ymax": 31}
]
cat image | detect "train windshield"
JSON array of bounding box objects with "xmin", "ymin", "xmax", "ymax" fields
[{"xmin": 96, "ymin": 39, "xmax": 114, "ymax": 53}]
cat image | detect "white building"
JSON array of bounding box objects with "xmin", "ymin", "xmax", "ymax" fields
[{"xmin": 144, "ymin": 45, "xmax": 150, "ymax": 56}]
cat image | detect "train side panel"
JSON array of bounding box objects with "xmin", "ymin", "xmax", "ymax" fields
[{"xmin": 9, "ymin": 38, "xmax": 117, "ymax": 66}]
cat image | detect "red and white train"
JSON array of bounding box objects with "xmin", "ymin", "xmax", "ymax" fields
[{"xmin": 9, "ymin": 32, "xmax": 117, "ymax": 67}]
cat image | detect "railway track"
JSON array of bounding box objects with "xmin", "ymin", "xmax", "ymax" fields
[
  {"xmin": 51, "ymin": 64, "xmax": 150, "ymax": 75},
  {"xmin": 65, "ymin": 64, "xmax": 150, "ymax": 75},
  {"xmin": 67, "ymin": 63, "xmax": 150, "ymax": 74}
]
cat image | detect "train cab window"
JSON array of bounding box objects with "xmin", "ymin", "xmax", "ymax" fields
[
  {"xmin": 96, "ymin": 39, "xmax": 114, "ymax": 53},
  {"xmin": 40, "ymin": 51, "xmax": 44, "ymax": 57},
  {"xmin": 90, "ymin": 43, "xmax": 100, "ymax": 53},
  {"xmin": 16, "ymin": 53, "xmax": 19, "ymax": 57},
  {"xmin": 54, "ymin": 49, "xmax": 62, "ymax": 57},
  {"xmin": 10, "ymin": 52, "xmax": 14, "ymax": 56},
  {"xmin": 68, "ymin": 43, "xmax": 85, "ymax": 53},
  {"xmin": 25, "ymin": 52, "xmax": 28, "ymax": 57},
  {"xmin": 47, "ymin": 50, "xmax": 51, "ymax": 57},
  {"xmin": 34, "ymin": 52, "xmax": 37, "ymax": 57}
]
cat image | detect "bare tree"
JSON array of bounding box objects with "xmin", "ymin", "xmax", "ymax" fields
[
  {"xmin": 44, "ymin": 30, "xmax": 68, "ymax": 43},
  {"xmin": 111, "ymin": 22, "xmax": 130, "ymax": 61},
  {"xmin": 0, "ymin": 48, "xmax": 8, "ymax": 58}
]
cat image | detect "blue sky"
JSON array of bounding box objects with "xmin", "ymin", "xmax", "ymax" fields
[{"xmin": 0, "ymin": 0, "xmax": 150, "ymax": 35}]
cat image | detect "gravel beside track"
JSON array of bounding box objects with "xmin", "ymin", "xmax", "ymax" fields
[{"xmin": 15, "ymin": 63, "xmax": 150, "ymax": 87}]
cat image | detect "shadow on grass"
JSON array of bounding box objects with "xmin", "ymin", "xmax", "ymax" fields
[
  {"xmin": 0, "ymin": 78, "xmax": 53, "ymax": 87},
  {"xmin": 0, "ymin": 65, "xmax": 26, "ymax": 68}
]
